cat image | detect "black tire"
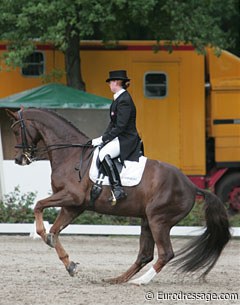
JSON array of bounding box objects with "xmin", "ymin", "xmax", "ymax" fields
[{"xmin": 215, "ymin": 172, "xmax": 240, "ymax": 212}]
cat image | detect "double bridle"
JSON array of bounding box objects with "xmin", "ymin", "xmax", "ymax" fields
[
  {"xmin": 11, "ymin": 110, "xmax": 93, "ymax": 175},
  {"xmin": 11, "ymin": 110, "xmax": 37, "ymax": 163}
]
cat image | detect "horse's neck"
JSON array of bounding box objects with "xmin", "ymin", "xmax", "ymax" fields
[
  {"xmin": 38, "ymin": 121, "xmax": 85, "ymax": 145},
  {"xmin": 26, "ymin": 110, "xmax": 89, "ymax": 168},
  {"xmin": 29, "ymin": 111, "xmax": 88, "ymax": 145}
]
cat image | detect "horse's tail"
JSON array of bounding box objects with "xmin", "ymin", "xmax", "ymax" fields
[{"xmin": 173, "ymin": 189, "xmax": 231, "ymax": 278}]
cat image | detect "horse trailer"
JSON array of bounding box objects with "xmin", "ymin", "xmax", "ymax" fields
[{"xmin": 0, "ymin": 40, "xmax": 239, "ymax": 212}]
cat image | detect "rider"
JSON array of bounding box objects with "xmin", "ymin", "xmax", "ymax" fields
[{"xmin": 91, "ymin": 70, "xmax": 142, "ymax": 202}]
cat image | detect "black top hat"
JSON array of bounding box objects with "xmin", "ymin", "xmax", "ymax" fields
[{"xmin": 106, "ymin": 70, "xmax": 130, "ymax": 82}]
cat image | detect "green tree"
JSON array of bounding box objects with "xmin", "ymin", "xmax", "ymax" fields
[
  {"xmin": 161, "ymin": 0, "xmax": 240, "ymax": 55},
  {"xmin": 98, "ymin": 0, "xmax": 239, "ymax": 55},
  {"xmin": 0, "ymin": 0, "xmax": 115, "ymax": 89},
  {"xmin": 0, "ymin": 0, "xmax": 239, "ymax": 90}
]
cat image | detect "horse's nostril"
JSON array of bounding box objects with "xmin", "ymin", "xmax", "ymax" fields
[{"xmin": 15, "ymin": 158, "xmax": 21, "ymax": 165}]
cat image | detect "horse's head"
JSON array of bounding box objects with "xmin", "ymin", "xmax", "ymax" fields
[{"xmin": 6, "ymin": 107, "xmax": 40, "ymax": 165}]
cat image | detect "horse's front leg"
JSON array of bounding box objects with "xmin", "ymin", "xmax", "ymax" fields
[
  {"xmin": 33, "ymin": 190, "xmax": 74, "ymax": 242},
  {"xmin": 47, "ymin": 206, "xmax": 85, "ymax": 276}
]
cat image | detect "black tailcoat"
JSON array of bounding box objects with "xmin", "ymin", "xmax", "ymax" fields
[{"xmin": 102, "ymin": 91, "xmax": 141, "ymax": 162}]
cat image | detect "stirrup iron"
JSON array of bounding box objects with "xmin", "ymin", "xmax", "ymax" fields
[{"xmin": 111, "ymin": 190, "xmax": 117, "ymax": 206}]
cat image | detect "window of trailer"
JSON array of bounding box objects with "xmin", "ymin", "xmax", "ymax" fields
[
  {"xmin": 144, "ymin": 72, "xmax": 167, "ymax": 98},
  {"xmin": 22, "ymin": 52, "xmax": 44, "ymax": 76}
]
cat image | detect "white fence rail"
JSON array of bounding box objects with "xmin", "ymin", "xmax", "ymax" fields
[
  {"xmin": 0, "ymin": 223, "xmax": 239, "ymax": 237},
  {"xmin": 1, "ymin": 160, "xmax": 239, "ymax": 238}
]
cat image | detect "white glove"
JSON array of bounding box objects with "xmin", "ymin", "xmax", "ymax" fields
[{"xmin": 91, "ymin": 136, "xmax": 103, "ymax": 147}]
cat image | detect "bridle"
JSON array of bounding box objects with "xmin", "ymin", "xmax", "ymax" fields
[
  {"xmin": 11, "ymin": 110, "xmax": 37, "ymax": 163},
  {"xmin": 11, "ymin": 110, "xmax": 94, "ymax": 178}
]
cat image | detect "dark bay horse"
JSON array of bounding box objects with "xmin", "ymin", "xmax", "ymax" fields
[{"xmin": 7, "ymin": 108, "xmax": 231, "ymax": 285}]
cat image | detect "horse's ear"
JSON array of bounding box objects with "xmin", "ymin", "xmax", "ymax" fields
[{"xmin": 5, "ymin": 109, "xmax": 18, "ymax": 120}]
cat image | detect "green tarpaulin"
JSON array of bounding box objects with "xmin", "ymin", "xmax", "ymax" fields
[{"xmin": 0, "ymin": 83, "xmax": 111, "ymax": 109}]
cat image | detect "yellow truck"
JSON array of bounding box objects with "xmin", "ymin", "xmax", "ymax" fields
[{"xmin": 0, "ymin": 40, "xmax": 239, "ymax": 211}]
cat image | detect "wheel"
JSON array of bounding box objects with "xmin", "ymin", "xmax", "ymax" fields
[{"xmin": 215, "ymin": 172, "xmax": 240, "ymax": 212}]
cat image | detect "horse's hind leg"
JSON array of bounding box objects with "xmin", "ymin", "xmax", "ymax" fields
[
  {"xmin": 105, "ymin": 218, "xmax": 155, "ymax": 284},
  {"xmin": 129, "ymin": 218, "xmax": 173, "ymax": 285},
  {"xmin": 47, "ymin": 206, "xmax": 85, "ymax": 276}
]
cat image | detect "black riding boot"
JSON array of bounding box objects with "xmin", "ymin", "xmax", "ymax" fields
[
  {"xmin": 90, "ymin": 165, "xmax": 105, "ymax": 205},
  {"xmin": 102, "ymin": 155, "xmax": 127, "ymax": 202}
]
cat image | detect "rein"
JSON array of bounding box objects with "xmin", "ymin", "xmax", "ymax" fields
[
  {"xmin": 38, "ymin": 142, "xmax": 95, "ymax": 181},
  {"xmin": 35, "ymin": 142, "xmax": 93, "ymax": 154},
  {"xmin": 75, "ymin": 144, "xmax": 95, "ymax": 181}
]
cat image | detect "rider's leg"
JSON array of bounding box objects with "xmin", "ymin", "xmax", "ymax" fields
[
  {"xmin": 101, "ymin": 154, "xmax": 127, "ymax": 201},
  {"xmin": 99, "ymin": 138, "xmax": 127, "ymax": 201},
  {"xmin": 90, "ymin": 137, "xmax": 121, "ymax": 202},
  {"xmin": 99, "ymin": 137, "xmax": 121, "ymax": 161},
  {"xmin": 90, "ymin": 171, "xmax": 105, "ymax": 204}
]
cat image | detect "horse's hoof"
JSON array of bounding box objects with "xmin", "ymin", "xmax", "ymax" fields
[
  {"xmin": 45, "ymin": 233, "xmax": 57, "ymax": 248},
  {"xmin": 66, "ymin": 261, "xmax": 79, "ymax": 277}
]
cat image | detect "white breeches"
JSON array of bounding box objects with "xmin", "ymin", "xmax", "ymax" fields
[{"xmin": 99, "ymin": 137, "xmax": 120, "ymax": 162}]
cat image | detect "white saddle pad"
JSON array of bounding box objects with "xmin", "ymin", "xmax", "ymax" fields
[{"xmin": 89, "ymin": 148, "xmax": 147, "ymax": 187}]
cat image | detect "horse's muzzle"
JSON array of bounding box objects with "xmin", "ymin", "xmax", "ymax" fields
[{"xmin": 15, "ymin": 152, "xmax": 32, "ymax": 166}]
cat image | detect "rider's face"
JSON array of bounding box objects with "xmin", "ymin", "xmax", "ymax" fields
[{"xmin": 108, "ymin": 80, "xmax": 121, "ymax": 94}]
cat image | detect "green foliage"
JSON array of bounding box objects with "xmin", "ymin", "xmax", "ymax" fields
[
  {"xmin": 41, "ymin": 68, "xmax": 65, "ymax": 83},
  {"xmin": 161, "ymin": 0, "xmax": 239, "ymax": 54},
  {"xmin": 73, "ymin": 212, "xmax": 140, "ymax": 225},
  {"xmin": 0, "ymin": 187, "xmax": 239, "ymax": 227},
  {"xmin": 0, "ymin": 186, "xmax": 58, "ymax": 223},
  {"xmin": 178, "ymin": 199, "xmax": 240, "ymax": 227},
  {"xmin": 0, "ymin": 0, "xmax": 239, "ymax": 88},
  {"xmin": 178, "ymin": 202, "xmax": 205, "ymax": 226},
  {"xmin": 0, "ymin": 187, "xmax": 139, "ymax": 225},
  {"xmin": 229, "ymin": 213, "xmax": 240, "ymax": 227},
  {"xmin": 0, "ymin": 186, "xmax": 36, "ymax": 223},
  {"xmin": 0, "ymin": 0, "xmax": 239, "ymax": 60}
]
